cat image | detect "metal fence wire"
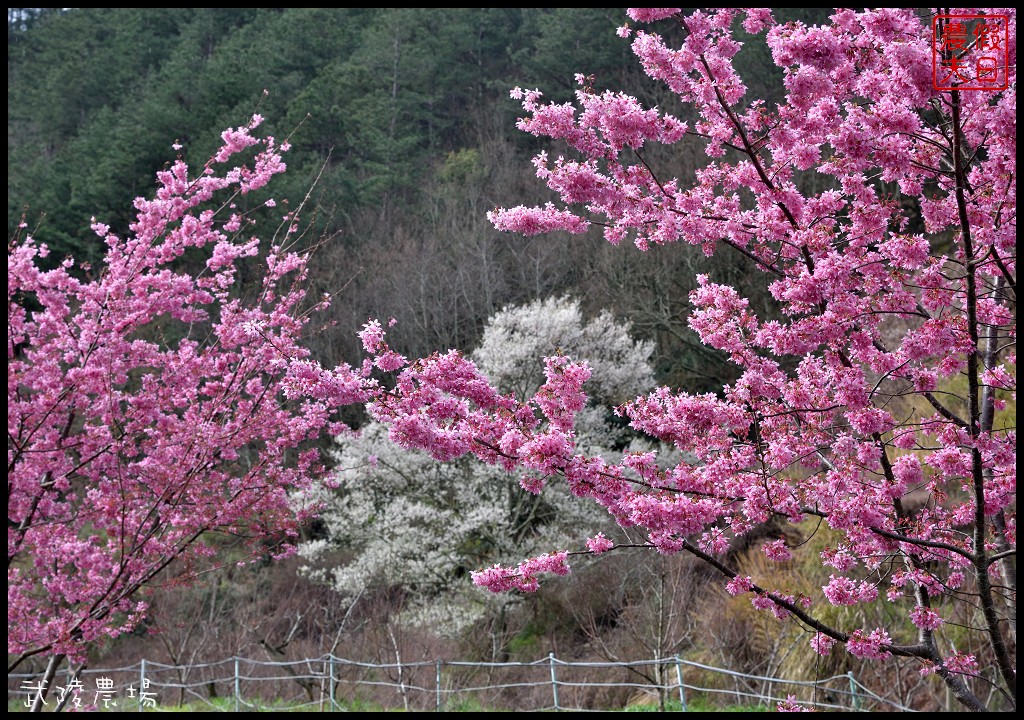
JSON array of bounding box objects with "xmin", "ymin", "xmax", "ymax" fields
[{"xmin": 9, "ymin": 653, "xmax": 916, "ymax": 712}]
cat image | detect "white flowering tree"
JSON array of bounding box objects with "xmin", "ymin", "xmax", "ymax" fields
[{"xmin": 299, "ymin": 296, "xmax": 657, "ymax": 634}]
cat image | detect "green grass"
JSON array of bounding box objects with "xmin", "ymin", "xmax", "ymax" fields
[{"xmin": 623, "ymin": 697, "xmax": 769, "ymax": 712}]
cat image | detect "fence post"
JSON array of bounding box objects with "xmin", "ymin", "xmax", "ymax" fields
[
  {"xmin": 234, "ymin": 657, "xmax": 240, "ymax": 712},
  {"xmin": 435, "ymin": 659, "xmax": 442, "ymax": 712},
  {"xmin": 674, "ymin": 656, "xmax": 687, "ymax": 712},
  {"xmin": 548, "ymin": 652, "xmax": 559, "ymax": 711},
  {"xmin": 139, "ymin": 659, "xmax": 146, "ymax": 713},
  {"xmin": 848, "ymin": 671, "xmax": 858, "ymax": 711},
  {"xmin": 329, "ymin": 655, "xmax": 337, "ymax": 712}
]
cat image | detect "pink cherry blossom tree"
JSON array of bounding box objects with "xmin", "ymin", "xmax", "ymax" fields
[
  {"xmin": 8, "ymin": 114, "xmax": 372, "ymax": 695},
  {"xmin": 362, "ymin": 9, "xmax": 1015, "ymax": 711}
]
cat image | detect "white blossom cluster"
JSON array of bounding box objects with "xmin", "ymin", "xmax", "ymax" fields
[{"xmin": 298, "ymin": 296, "xmax": 658, "ymax": 635}]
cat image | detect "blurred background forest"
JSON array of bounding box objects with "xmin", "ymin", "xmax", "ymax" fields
[{"xmin": 9, "ymin": 7, "xmax": 946, "ymax": 710}]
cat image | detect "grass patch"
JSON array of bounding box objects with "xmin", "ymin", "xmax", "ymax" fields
[{"xmin": 623, "ymin": 696, "xmax": 770, "ymax": 712}]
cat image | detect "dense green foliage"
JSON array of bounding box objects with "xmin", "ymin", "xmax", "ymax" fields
[
  {"xmin": 9, "ymin": 8, "xmax": 622, "ymax": 263},
  {"xmin": 9, "ymin": 8, "xmax": 816, "ymax": 391}
]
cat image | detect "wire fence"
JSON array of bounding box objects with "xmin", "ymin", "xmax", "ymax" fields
[{"xmin": 9, "ymin": 653, "xmax": 917, "ymax": 712}]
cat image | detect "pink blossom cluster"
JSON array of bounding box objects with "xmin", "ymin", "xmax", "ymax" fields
[
  {"xmin": 777, "ymin": 695, "xmax": 813, "ymax": 712},
  {"xmin": 427, "ymin": 11, "xmax": 1016, "ymax": 701},
  {"xmin": 725, "ymin": 575, "xmax": 754, "ymax": 596},
  {"xmin": 8, "ymin": 124, "xmax": 373, "ymax": 661},
  {"xmin": 626, "ymin": 8, "xmax": 680, "ymax": 23},
  {"xmin": 751, "ymin": 593, "xmax": 792, "ymax": 620},
  {"xmin": 909, "ymin": 605, "xmax": 943, "ymax": 631},
  {"xmin": 822, "ymin": 575, "xmax": 879, "ymax": 606},
  {"xmin": 586, "ymin": 533, "xmax": 615, "ymax": 554},
  {"xmin": 888, "ymin": 568, "xmax": 949, "ymax": 599},
  {"xmin": 487, "ymin": 203, "xmax": 590, "ymax": 237},
  {"xmin": 471, "ymin": 552, "xmax": 571, "ymax": 593},
  {"xmin": 920, "ymin": 650, "xmax": 980, "ymax": 678},
  {"xmin": 810, "ymin": 633, "xmax": 837, "ymax": 656},
  {"xmin": 845, "ymin": 628, "xmax": 893, "ymax": 660},
  {"xmin": 943, "ymin": 652, "xmax": 979, "ymax": 676},
  {"xmin": 369, "ymin": 8, "xmax": 1014, "ymax": 707},
  {"xmin": 762, "ymin": 539, "xmax": 793, "ymax": 562}
]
